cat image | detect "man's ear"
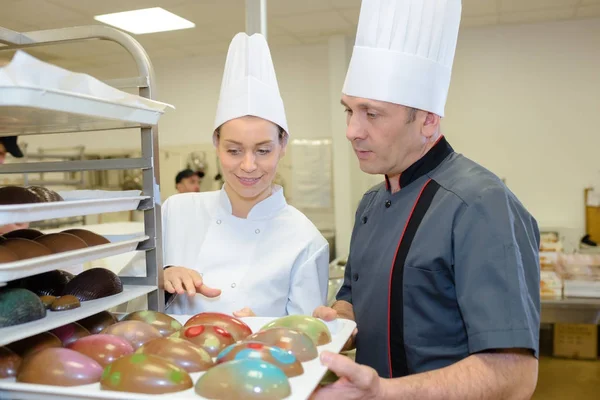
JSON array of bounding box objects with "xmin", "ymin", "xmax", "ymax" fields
[{"xmin": 421, "ymin": 112, "xmax": 441, "ymax": 140}]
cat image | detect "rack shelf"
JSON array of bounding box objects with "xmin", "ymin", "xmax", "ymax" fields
[
  {"xmin": 0, "ymin": 24, "xmax": 167, "ymax": 350},
  {"xmin": 0, "ymin": 285, "xmax": 157, "ymax": 347},
  {"xmin": 0, "ymin": 194, "xmax": 149, "ymax": 226},
  {"xmin": 0, "ymin": 235, "xmax": 149, "ymax": 283},
  {"xmin": 0, "ymin": 86, "xmax": 166, "ymax": 137}
]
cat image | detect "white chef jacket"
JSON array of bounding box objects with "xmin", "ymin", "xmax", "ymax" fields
[{"xmin": 161, "ymin": 184, "xmax": 329, "ymax": 317}]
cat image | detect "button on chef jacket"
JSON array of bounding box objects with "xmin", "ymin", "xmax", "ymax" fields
[
  {"xmin": 336, "ymin": 136, "xmax": 541, "ymax": 378},
  {"xmin": 162, "ymin": 184, "xmax": 330, "ymax": 317}
]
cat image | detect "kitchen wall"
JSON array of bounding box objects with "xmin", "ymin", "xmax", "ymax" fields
[{"xmin": 18, "ymin": 17, "xmax": 600, "ymax": 250}]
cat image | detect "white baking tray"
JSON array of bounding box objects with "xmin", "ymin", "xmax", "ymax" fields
[
  {"xmin": 0, "ymin": 51, "xmax": 173, "ymax": 136},
  {"xmin": 0, "ymin": 190, "xmax": 149, "ymax": 225},
  {"xmin": 0, "ymin": 234, "xmax": 149, "ymax": 283},
  {"xmin": 0, "ymin": 316, "xmax": 356, "ymax": 400},
  {"xmin": 0, "ymin": 285, "xmax": 157, "ymax": 347}
]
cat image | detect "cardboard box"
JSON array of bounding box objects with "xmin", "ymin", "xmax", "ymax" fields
[{"xmin": 553, "ymin": 323, "xmax": 598, "ymax": 360}]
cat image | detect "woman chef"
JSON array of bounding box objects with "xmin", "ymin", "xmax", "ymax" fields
[{"xmin": 161, "ymin": 32, "xmax": 330, "ymax": 318}]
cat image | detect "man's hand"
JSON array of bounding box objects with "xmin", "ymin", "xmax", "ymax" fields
[
  {"xmin": 313, "ymin": 304, "xmax": 357, "ymax": 351},
  {"xmin": 310, "ymin": 351, "xmax": 385, "ymax": 400},
  {"xmin": 163, "ymin": 267, "xmax": 221, "ymax": 297},
  {"xmin": 233, "ymin": 307, "xmax": 256, "ymax": 317},
  {"xmin": 313, "ymin": 305, "xmax": 338, "ymax": 321}
]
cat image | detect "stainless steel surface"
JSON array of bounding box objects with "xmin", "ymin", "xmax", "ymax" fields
[
  {"xmin": 102, "ymin": 76, "xmax": 150, "ymax": 89},
  {"xmin": 246, "ymin": 0, "xmax": 267, "ymax": 37},
  {"xmin": 0, "ymin": 25, "xmax": 156, "ymax": 97},
  {"xmin": 138, "ymin": 122, "xmax": 165, "ymax": 311},
  {"xmin": 0, "ymin": 26, "xmax": 35, "ymax": 45},
  {"xmin": 0, "ymin": 22, "xmax": 163, "ymax": 323},
  {"xmin": 0, "ymin": 158, "xmax": 150, "ymax": 174},
  {"xmin": 541, "ymin": 297, "xmax": 600, "ymax": 324}
]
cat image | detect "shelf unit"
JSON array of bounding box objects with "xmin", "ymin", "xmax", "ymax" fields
[{"xmin": 0, "ymin": 25, "xmax": 168, "ymax": 350}]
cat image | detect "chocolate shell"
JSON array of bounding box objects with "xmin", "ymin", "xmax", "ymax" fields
[
  {"xmin": 67, "ymin": 334, "xmax": 134, "ymax": 367},
  {"xmin": 39, "ymin": 295, "xmax": 56, "ymax": 309},
  {"xmin": 0, "ymin": 186, "xmax": 42, "ymax": 204},
  {"xmin": 0, "ymin": 238, "xmax": 52, "ymax": 260},
  {"xmin": 62, "ymin": 229, "xmax": 110, "ymax": 247},
  {"xmin": 50, "ymin": 322, "xmax": 90, "ymax": 346},
  {"xmin": 245, "ymin": 327, "xmax": 318, "ymax": 362},
  {"xmin": 50, "ymin": 295, "xmax": 81, "ymax": 311},
  {"xmin": 19, "ymin": 269, "xmax": 75, "ymax": 296},
  {"xmin": 260, "ymin": 315, "xmax": 332, "ymax": 346},
  {"xmin": 137, "ymin": 337, "xmax": 214, "ymax": 373},
  {"xmin": 17, "ymin": 348, "xmax": 103, "ymax": 386},
  {"xmin": 62, "ymin": 268, "xmax": 123, "ymax": 301},
  {"xmin": 35, "ymin": 233, "xmax": 88, "ymax": 253},
  {"xmin": 0, "ymin": 346, "xmax": 21, "ymax": 378},
  {"xmin": 3, "ymin": 228, "xmax": 44, "ymax": 240},
  {"xmin": 0, "ymin": 246, "xmax": 18, "ymax": 263},
  {"xmin": 0, "ymin": 288, "xmax": 46, "ymax": 328},
  {"xmin": 7, "ymin": 332, "xmax": 62, "ymax": 358},
  {"xmin": 102, "ymin": 321, "xmax": 162, "ymax": 350},
  {"xmin": 26, "ymin": 186, "xmax": 63, "ymax": 202},
  {"xmin": 100, "ymin": 353, "xmax": 193, "ymax": 394},
  {"xmin": 184, "ymin": 312, "xmax": 253, "ymax": 341},
  {"xmin": 195, "ymin": 359, "xmax": 291, "ymax": 400},
  {"xmin": 77, "ymin": 311, "xmax": 118, "ymax": 334},
  {"xmin": 122, "ymin": 310, "xmax": 182, "ymax": 337},
  {"xmin": 216, "ymin": 342, "xmax": 304, "ymax": 377},
  {"xmin": 172, "ymin": 324, "xmax": 235, "ymax": 357}
]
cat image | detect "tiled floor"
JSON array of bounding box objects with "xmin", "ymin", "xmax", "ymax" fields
[{"xmin": 533, "ymin": 357, "xmax": 600, "ymax": 399}]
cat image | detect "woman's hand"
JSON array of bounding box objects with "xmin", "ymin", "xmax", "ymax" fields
[
  {"xmin": 163, "ymin": 267, "xmax": 221, "ymax": 297},
  {"xmin": 233, "ymin": 307, "xmax": 256, "ymax": 317}
]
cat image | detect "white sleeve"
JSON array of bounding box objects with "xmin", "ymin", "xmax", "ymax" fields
[
  {"xmin": 160, "ymin": 197, "xmax": 179, "ymax": 269},
  {"xmin": 286, "ymin": 242, "xmax": 330, "ymax": 316}
]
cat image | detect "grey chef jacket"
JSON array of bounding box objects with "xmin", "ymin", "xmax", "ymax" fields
[{"xmin": 336, "ymin": 136, "xmax": 541, "ymax": 378}]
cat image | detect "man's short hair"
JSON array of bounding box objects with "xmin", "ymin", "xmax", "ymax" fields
[{"xmin": 175, "ymin": 169, "xmax": 202, "ymax": 185}]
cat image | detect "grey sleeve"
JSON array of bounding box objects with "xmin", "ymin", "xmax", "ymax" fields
[
  {"xmin": 336, "ymin": 256, "xmax": 353, "ymax": 304},
  {"xmin": 336, "ymin": 193, "xmax": 371, "ymax": 305},
  {"xmin": 453, "ymin": 187, "xmax": 541, "ymax": 357}
]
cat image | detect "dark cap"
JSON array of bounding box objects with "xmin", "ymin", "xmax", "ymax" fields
[
  {"xmin": 0, "ymin": 136, "xmax": 23, "ymax": 158},
  {"xmin": 175, "ymin": 169, "xmax": 204, "ymax": 184}
]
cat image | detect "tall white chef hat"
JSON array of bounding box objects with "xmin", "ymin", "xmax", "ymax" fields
[
  {"xmin": 213, "ymin": 32, "xmax": 289, "ymax": 136},
  {"xmin": 343, "ymin": 0, "xmax": 462, "ymax": 117}
]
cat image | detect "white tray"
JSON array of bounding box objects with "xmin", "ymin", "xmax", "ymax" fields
[
  {"xmin": 0, "ymin": 285, "xmax": 157, "ymax": 347},
  {"xmin": 0, "ymin": 191, "xmax": 149, "ymax": 226},
  {"xmin": 0, "ymin": 316, "xmax": 356, "ymax": 400},
  {"xmin": 0, "ymin": 235, "xmax": 149, "ymax": 282},
  {"xmin": 0, "ymin": 51, "xmax": 173, "ymax": 136}
]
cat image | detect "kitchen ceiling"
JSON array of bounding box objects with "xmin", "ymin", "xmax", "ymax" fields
[{"xmin": 0, "ymin": 0, "xmax": 599, "ymax": 69}]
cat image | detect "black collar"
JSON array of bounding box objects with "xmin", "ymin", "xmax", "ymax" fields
[{"xmin": 385, "ymin": 136, "xmax": 454, "ymax": 191}]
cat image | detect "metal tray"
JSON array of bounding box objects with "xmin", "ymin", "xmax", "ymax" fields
[
  {"xmin": 0, "ymin": 285, "xmax": 157, "ymax": 347},
  {"xmin": 0, "ymin": 86, "xmax": 168, "ymax": 136},
  {"xmin": 0, "ymin": 191, "xmax": 149, "ymax": 226},
  {"xmin": 0, "ymin": 235, "xmax": 149, "ymax": 283}
]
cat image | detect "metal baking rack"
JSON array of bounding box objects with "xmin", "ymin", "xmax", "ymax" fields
[{"xmin": 0, "ymin": 25, "xmax": 168, "ymax": 349}]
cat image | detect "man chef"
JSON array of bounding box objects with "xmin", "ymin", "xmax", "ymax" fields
[
  {"xmin": 175, "ymin": 168, "xmax": 202, "ymax": 194},
  {"xmin": 312, "ymin": 0, "xmax": 541, "ymax": 399}
]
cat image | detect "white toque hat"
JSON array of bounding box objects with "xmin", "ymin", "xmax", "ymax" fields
[
  {"xmin": 343, "ymin": 0, "xmax": 462, "ymax": 117},
  {"xmin": 213, "ymin": 32, "xmax": 289, "ymax": 135}
]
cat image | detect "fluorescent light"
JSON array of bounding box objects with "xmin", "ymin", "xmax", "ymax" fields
[{"xmin": 94, "ymin": 7, "xmax": 195, "ymax": 35}]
